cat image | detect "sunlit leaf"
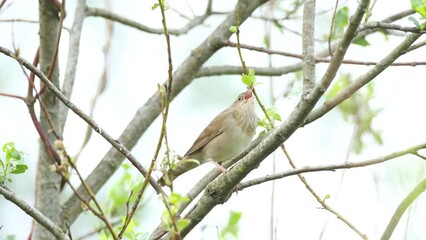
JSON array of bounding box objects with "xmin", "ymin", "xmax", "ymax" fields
[
  {"xmin": 176, "ymin": 219, "xmax": 190, "ymax": 232},
  {"xmin": 411, "ymin": 0, "xmax": 426, "ymax": 18},
  {"xmin": 353, "ymin": 37, "xmax": 370, "ymax": 47},
  {"xmin": 229, "ymin": 25, "xmax": 238, "ymax": 33},
  {"xmin": 10, "ymin": 164, "xmax": 28, "ymax": 174}
]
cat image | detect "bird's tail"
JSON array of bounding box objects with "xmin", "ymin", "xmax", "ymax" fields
[{"xmin": 157, "ymin": 159, "xmax": 200, "ymax": 186}]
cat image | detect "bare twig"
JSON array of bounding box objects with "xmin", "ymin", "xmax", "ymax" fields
[
  {"xmin": 119, "ymin": 0, "xmax": 176, "ymax": 237},
  {"xmin": 0, "ymin": 46, "xmax": 165, "ymax": 196},
  {"xmin": 74, "ymin": 0, "xmax": 110, "ymax": 162},
  {"xmin": 328, "ymin": 0, "xmax": 340, "ymax": 57},
  {"xmin": 68, "ymin": 160, "xmax": 119, "ymax": 240},
  {"xmin": 60, "ymin": 0, "xmax": 87, "ymax": 131},
  {"xmin": 237, "ymin": 142, "xmax": 426, "ymax": 189},
  {"xmin": 283, "ymin": 146, "xmax": 368, "ymax": 239},
  {"xmin": 223, "ymin": 41, "xmax": 426, "ymax": 67},
  {"xmin": 301, "ymin": 1, "xmax": 366, "ymax": 238},
  {"xmin": 0, "ymin": 185, "xmax": 70, "ymax": 240},
  {"xmin": 359, "ymin": 21, "xmax": 424, "ymax": 33},
  {"xmin": 85, "ymin": 1, "xmax": 212, "ymax": 36},
  {"xmin": 303, "ymin": 32, "xmax": 422, "ymax": 125},
  {"xmin": 177, "ymin": 0, "xmax": 370, "ymax": 238}
]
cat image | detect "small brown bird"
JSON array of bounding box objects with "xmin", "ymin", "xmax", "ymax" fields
[{"xmin": 158, "ymin": 88, "xmax": 258, "ymax": 186}]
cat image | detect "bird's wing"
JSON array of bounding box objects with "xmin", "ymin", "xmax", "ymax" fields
[{"xmin": 184, "ymin": 112, "xmax": 227, "ymax": 157}]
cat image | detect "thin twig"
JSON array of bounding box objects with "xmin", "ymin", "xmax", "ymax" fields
[
  {"xmin": 74, "ymin": 0, "xmax": 110, "ymax": 162},
  {"xmin": 85, "ymin": 2, "xmax": 213, "ymax": 36},
  {"xmin": 68, "ymin": 160, "xmax": 119, "ymax": 240},
  {"xmin": 0, "ymin": 46, "xmax": 165, "ymax": 196},
  {"xmin": 380, "ymin": 178, "xmax": 426, "ymax": 240},
  {"xmin": 0, "ymin": 185, "xmax": 69, "ymax": 240},
  {"xmin": 359, "ymin": 21, "xmax": 424, "ymax": 33},
  {"xmin": 119, "ymin": 0, "xmax": 176, "ymax": 237},
  {"xmin": 223, "ymin": 41, "xmax": 426, "ymax": 67},
  {"xmin": 282, "ymin": 146, "xmax": 368, "ymax": 239},
  {"xmin": 303, "ymin": 32, "xmax": 422, "ymax": 125},
  {"xmin": 328, "ymin": 0, "xmax": 340, "ymax": 57},
  {"xmin": 237, "ymin": 142, "xmax": 426, "ymax": 189}
]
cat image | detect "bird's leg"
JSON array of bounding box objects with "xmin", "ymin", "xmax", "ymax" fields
[{"xmin": 209, "ymin": 159, "xmax": 227, "ymax": 173}]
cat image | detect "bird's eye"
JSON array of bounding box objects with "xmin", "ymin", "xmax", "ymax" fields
[{"xmin": 238, "ymin": 95, "xmax": 243, "ymax": 101}]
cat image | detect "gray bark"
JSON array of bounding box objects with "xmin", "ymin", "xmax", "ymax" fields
[{"xmin": 33, "ymin": 0, "xmax": 62, "ymax": 239}]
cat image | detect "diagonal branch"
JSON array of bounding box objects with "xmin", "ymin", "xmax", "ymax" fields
[
  {"xmin": 237, "ymin": 142, "xmax": 426, "ymax": 189},
  {"xmin": 0, "ymin": 44, "xmax": 165, "ymax": 199},
  {"xmin": 62, "ymin": 0, "xmax": 270, "ymax": 226},
  {"xmin": 177, "ymin": 0, "xmax": 371, "ymax": 238},
  {"xmin": 380, "ymin": 178, "xmax": 426, "ymax": 240},
  {"xmin": 60, "ymin": 0, "xmax": 87, "ymax": 131},
  {"xmin": 303, "ymin": 32, "xmax": 422, "ymax": 125},
  {"xmin": 85, "ymin": 0, "xmax": 212, "ymax": 36},
  {"xmin": 0, "ymin": 185, "xmax": 69, "ymax": 240}
]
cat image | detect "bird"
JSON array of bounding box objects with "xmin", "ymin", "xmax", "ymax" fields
[{"xmin": 158, "ymin": 87, "xmax": 258, "ymax": 186}]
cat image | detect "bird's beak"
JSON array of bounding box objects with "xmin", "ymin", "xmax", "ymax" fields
[{"xmin": 244, "ymin": 87, "xmax": 253, "ymax": 100}]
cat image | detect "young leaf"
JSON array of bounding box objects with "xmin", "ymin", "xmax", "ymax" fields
[
  {"xmin": 151, "ymin": 3, "xmax": 160, "ymax": 10},
  {"xmin": 176, "ymin": 219, "xmax": 190, "ymax": 232},
  {"xmin": 10, "ymin": 164, "xmax": 28, "ymax": 174},
  {"xmin": 323, "ymin": 194, "xmax": 331, "ymax": 202},
  {"xmin": 353, "ymin": 37, "xmax": 370, "ymax": 47},
  {"xmin": 411, "ymin": 0, "xmax": 426, "ymax": 18},
  {"xmin": 229, "ymin": 25, "xmax": 238, "ymax": 33},
  {"xmin": 220, "ymin": 211, "xmax": 243, "ymax": 238},
  {"xmin": 332, "ymin": 6, "xmax": 349, "ymax": 37},
  {"xmin": 241, "ymin": 68, "xmax": 256, "ymax": 87}
]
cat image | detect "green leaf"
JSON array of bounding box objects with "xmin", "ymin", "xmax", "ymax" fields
[
  {"xmin": 371, "ymin": 130, "xmax": 383, "ymax": 145},
  {"xmin": 10, "ymin": 148, "xmax": 21, "ymax": 160},
  {"xmin": 181, "ymin": 158, "xmax": 200, "ymax": 166},
  {"xmin": 353, "ymin": 37, "xmax": 370, "ymax": 47},
  {"xmin": 241, "ymin": 68, "xmax": 256, "ymax": 87},
  {"xmin": 332, "ymin": 6, "xmax": 349, "ymax": 37},
  {"xmin": 122, "ymin": 163, "xmax": 131, "ymax": 170},
  {"xmin": 229, "ymin": 25, "xmax": 238, "ymax": 33},
  {"xmin": 151, "ymin": 3, "xmax": 160, "ymax": 10},
  {"xmin": 323, "ymin": 194, "xmax": 331, "ymax": 202},
  {"xmin": 267, "ymin": 107, "xmax": 282, "ymax": 122},
  {"xmin": 2, "ymin": 142, "xmax": 14, "ymax": 152},
  {"xmin": 220, "ymin": 211, "xmax": 243, "ymax": 238},
  {"xmin": 6, "ymin": 235, "xmax": 16, "ymax": 240},
  {"xmin": 411, "ymin": 0, "xmax": 426, "ymax": 18},
  {"xmin": 272, "ymin": 20, "xmax": 284, "ymax": 34},
  {"xmin": 263, "ymin": 35, "xmax": 270, "ymax": 48},
  {"xmin": 10, "ymin": 164, "xmax": 28, "ymax": 174},
  {"xmin": 228, "ymin": 211, "xmax": 242, "ymax": 226},
  {"xmin": 169, "ymin": 192, "xmax": 189, "ymax": 205},
  {"xmin": 176, "ymin": 219, "xmax": 190, "ymax": 232}
]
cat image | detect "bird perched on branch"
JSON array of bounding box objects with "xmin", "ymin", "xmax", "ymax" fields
[{"xmin": 158, "ymin": 87, "xmax": 258, "ymax": 186}]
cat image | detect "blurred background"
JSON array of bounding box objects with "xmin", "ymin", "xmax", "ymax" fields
[{"xmin": 1, "ymin": 0, "xmax": 425, "ymax": 239}]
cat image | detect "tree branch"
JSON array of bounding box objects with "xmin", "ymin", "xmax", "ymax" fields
[
  {"xmin": 60, "ymin": 0, "xmax": 87, "ymax": 131},
  {"xmin": 85, "ymin": 0, "xmax": 212, "ymax": 36},
  {"xmin": 359, "ymin": 21, "xmax": 424, "ymax": 33},
  {"xmin": 176, "ymin": 0, "xmax": 371, "ymax": 238},
  {"xmin": 303, "ymin": 32, "xmax": 422, "ymax": 125},
  {"xmin": 237, "ymin": 142, "xmax": 426, "ymax": 189},
  {"xmin": 0, "ymin": 185, "xmax": 69, "ymax": 240},
  {"xmin": 380, "ymin": 178, "xmax": 426, "ymax": 240},
  {"xmin": 61, "ymin": 0, "xmax": 269, "ymax": 226},
  {"xmin": 34, "ymin": 0, "xmax": 63, "ymax": 238},
  {"xmin": 302, "ymin": 0, "xmax": 316, "ymax": 92}
]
